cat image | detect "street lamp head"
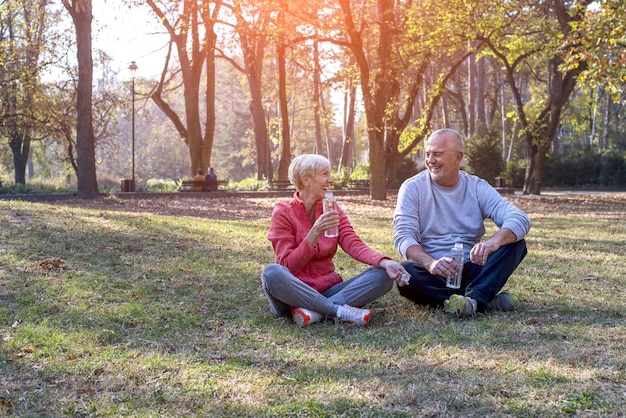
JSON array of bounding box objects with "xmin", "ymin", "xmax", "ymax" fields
[{"xmin": 128, "ymin": 61, "xmax": 138, "ymax": 76}]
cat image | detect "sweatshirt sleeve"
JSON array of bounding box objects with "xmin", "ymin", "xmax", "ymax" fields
[
  {"xmin": 479, "ymin": 182, "xmax": 531, "ymax": 241},
  {"xmin": 392, "ymin": 179, "xmax": 422, "ymax": 260}
]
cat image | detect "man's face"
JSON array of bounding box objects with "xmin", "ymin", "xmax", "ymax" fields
[{"xmin": 424, "ymin": 134, "xmax": 462, "ymax": 187}]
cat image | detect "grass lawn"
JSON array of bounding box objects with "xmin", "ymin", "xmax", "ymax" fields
[{"xmin": 1, "ymin": 193, "xmax": 625, "ymax": 417}]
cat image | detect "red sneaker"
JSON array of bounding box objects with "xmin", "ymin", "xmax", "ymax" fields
[
  {"xmin": 337, "ymin": 305, "xmax": 371, "ymax": 326},
  {"xmin": 291, "ymin": 307, "xmax": 322, "ymax": 327}
]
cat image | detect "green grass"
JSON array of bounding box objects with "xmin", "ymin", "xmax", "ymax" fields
[{"xmin": 0, "ymin": 196, "xmax": 625, "ymax": 417}]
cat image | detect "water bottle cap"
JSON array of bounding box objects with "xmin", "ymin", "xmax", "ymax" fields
[
  {"xmin": 325, "ymin": 191, "xmax": 334, "ymax": 198},
  {"xmin": 454, "ymin": 242, "xmax": 463, "ymax": 248}
]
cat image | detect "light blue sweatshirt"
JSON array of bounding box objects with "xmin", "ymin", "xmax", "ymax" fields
[{"xmin": 393, "ymin": 170, "xmax": 531, "ymax": 263}]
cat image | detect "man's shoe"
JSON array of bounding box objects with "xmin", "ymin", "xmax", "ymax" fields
[
  {"xmin": 337, "ymin": 304, "xmax": 371, "ymax": 326},
  {"xmin": 444, "ymin": 295, "xmax": 477, "ymax": 318},
  {"xmin": 291, "ymin": 307, "xmax": 322, "ymax": 327},
  {"xmin": 487, "ymin": 292, "xmax": 515, "ymax": 312}
]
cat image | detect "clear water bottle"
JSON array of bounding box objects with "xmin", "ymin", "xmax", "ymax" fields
[
  {"xmin": 322, "ymin": 192, "xmax": 339, "ymax": 238},
  {"xmin": 447, "ymin": 242, "xmax": 464, "ymax": 289}
]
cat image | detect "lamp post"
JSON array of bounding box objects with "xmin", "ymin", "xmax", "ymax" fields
[{"xmin": 129, "ymin": 61, "xmax": 138, "ymax": 192}]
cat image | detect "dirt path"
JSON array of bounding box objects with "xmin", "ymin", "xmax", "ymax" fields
[{"xmin": 30, "ymin": 191, "xmax": 626, "ymax": 221}]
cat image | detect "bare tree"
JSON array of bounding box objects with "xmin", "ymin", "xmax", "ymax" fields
[{"xmin": 144, "ymin": 0, "xmax": 222, "ymax": 177}]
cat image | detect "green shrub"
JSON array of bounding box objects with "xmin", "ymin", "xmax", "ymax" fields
[
  {"xmin": 599, "ymin": 151, "xmax": 626, "ymax": 186},
  {"xmin": 331, "ymin": 167, "xmax": 350, "ymax": 189},
  {"xmin": 232, "ymin": 177, "xmax": 268, "ymax": 191},
  {"xmin": 349, "ymin": 163, "xmax": 370, "ymax": 180},
  {"xmin": 544, "ymin": 147, "xmax": 626, "ymax": 187},
  {"xmin": 500, "ymin": 160, "xmax": 527, "ymax": 188},
  {"xmin": 145, "ymin": 179, "xmax": 180, "ymax": 192},
  {"xmin": 464, "ymin": 130, "xmax": 503, "ymax": 185},
  {"xmin": 396, "ymin": 156, "xmax": 420, "ymax": 185},
  {"xmin": 0, "ymin": 181, "xmax": 72, "ymax": 195}
]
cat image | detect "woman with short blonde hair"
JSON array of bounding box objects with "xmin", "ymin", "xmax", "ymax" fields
[{"xmin": 261, "ymin": 154, "xmax": 409, "ymax": 327}]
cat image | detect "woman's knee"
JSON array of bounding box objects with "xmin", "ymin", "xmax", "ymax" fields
[
  {"xmin": 262, "ymin": 263, "xmax": 290, "ymax": 287},
  {"xmin": 262, "ymin": 263, "xmax": 282, "ymax": 277},
  {"xmin": 372, "ymin": 267, "xmax": 394, "ymax": 292}
]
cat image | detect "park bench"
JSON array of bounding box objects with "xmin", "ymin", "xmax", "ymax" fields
[
  {"xmin": 179, "ymin": 179, "xmax": 228, "ymax": 192},
  {"xmin": 348, "ymin": 179, "xmax": 370, "ymax": 189},
  {"xmin": 268, "ymin": 179, "xmax": 294, "ymax": 190},
  {"xmin": 493, "ymin": 177, "xmax": 514, "ymax": 194}
]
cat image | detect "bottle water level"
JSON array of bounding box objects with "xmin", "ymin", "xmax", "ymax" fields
[
  {"xmin": 323, "ymin": 192, "xmax": 338, "ymax": 238},
  {"xmin": 447, "ymin": 243, "xmax": 464, "ymax": 289}
]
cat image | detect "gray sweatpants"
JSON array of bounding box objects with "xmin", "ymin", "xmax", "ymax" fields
[{"xmin": 261, "ymin": 263, "xmax": 394, "ymax": 317}]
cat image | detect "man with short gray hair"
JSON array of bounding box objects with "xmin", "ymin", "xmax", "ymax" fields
[{"xmin": 393, "ymin": 128, "xmax": 531, "ymax": 317}]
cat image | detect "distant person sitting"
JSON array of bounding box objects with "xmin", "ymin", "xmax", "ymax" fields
[
  {"xmin": 205, "ymin": 167, "xmax": 218, "ymax": 191},
  {"xmin": 190, "ymin": 169, "xmax": 205, "ymax": 191}
]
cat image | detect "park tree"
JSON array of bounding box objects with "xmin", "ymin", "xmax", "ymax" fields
[
  {"xmin": 332, "ymin": 0, "xmax": 474, "ymax": 198},
  {"xmin": 477, "ymin": 0, "xmax": 591, "ymax": 195},
  {"xmin": 62, "ymin": 0, "xmax": 99, "ymax": 198},
  {"xmin": 564, "ymin": 0, "xmax": 626, "ymax": 101},
  {"xmin": 220, "ymin": 0, "xmax": 272, "ymax": 180},
  {"xmin": 143, "ymin": 0, "xmax": 223, "ymax": 178},
  {"xmin": 43, "ymin": 51, "xmax": 128, "ymax": 183},
  {"xmin": 273, "ymin": 0, "xmax": 292, "ymax": 181},
  {"xmin": 563, "ymin": 0, "xmax": 626, "ymax": 150},
  {"xmin": 267, "ymin": 0, "xmax": 357, "ymax": 178},
  {"xmin": 0, "ymin": 0, "xmax": 49, "ymax": 185},
  {"xmin": 338, "ymin": 56, "xmax": 358, "ymax": 170}
]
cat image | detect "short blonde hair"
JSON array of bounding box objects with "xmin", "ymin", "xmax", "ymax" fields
[{"xmin": 288, "ymin": 154, "xmax": 331, "ymax": 190}]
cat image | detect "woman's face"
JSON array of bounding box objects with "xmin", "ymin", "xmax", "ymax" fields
[{"xmin": 303, "ymin": 165, "xmax": 333, "ymax": 200}]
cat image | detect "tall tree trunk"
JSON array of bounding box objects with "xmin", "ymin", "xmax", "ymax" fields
[
  {"xmin": 276, "ymin": 1, "xmax": 291, "ymax": 181},
  {"xmin": 201, "ymin": 2, "xmax": 220, "ymax": 171},
  {"xmin": 441, "ymin": 94, "xmax": 449, "ymax": 126},
  {"xmin": 468, "ymin": 46, "xmax": 476, "ymax": 138},
  {"xmin": 601, "ymin": 89, "xmax": 611, "ymax": 150},
  {"xmin": 233, "ymin": 6, "xmax": 270, "ymax": 180},
  {"xmin": 276, "ymin": 48, "xmax": 290, "ymax": 180},
  {"xmin": 63, "ymin": 0, "xmax": 98, "ymax": 198},
  {"xmin": 589, "ymin": 86, "xmax": 599, "ymax": 146},
  {"xmin": 476, "ymin": 56, "xmax": 486, "ymax": 133},
  {"xmin": 340, "ymin": 75, "xmax": 356, "ymax": 170},
  {"xmin": 312, "ymin": 41, "xmax": 324, "ymax": 156},
  {"xmin": 501, "ymin": 81, "xmax": 507, "ymax": 161},
  {"xmin": 320, "ymin": 89, "xmax": 333, "ymax": 165},
  {"xmin": 8, "ymin": 131, "xmax": 29, "ymax": 184}
]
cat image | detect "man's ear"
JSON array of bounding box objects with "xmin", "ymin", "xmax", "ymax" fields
[{"xmin": 456, "ymin": 152, "xmax": 464, "ymax": 163}]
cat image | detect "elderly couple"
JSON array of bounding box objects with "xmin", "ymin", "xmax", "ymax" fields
[{"xmin": 261, "ymin": 129, "xmax": 531, "ymax": 327}]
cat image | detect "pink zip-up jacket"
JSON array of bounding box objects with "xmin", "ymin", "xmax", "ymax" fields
[{"xmin": 267, "ymin": 192, "xmax": 390, "ymax": 292}]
